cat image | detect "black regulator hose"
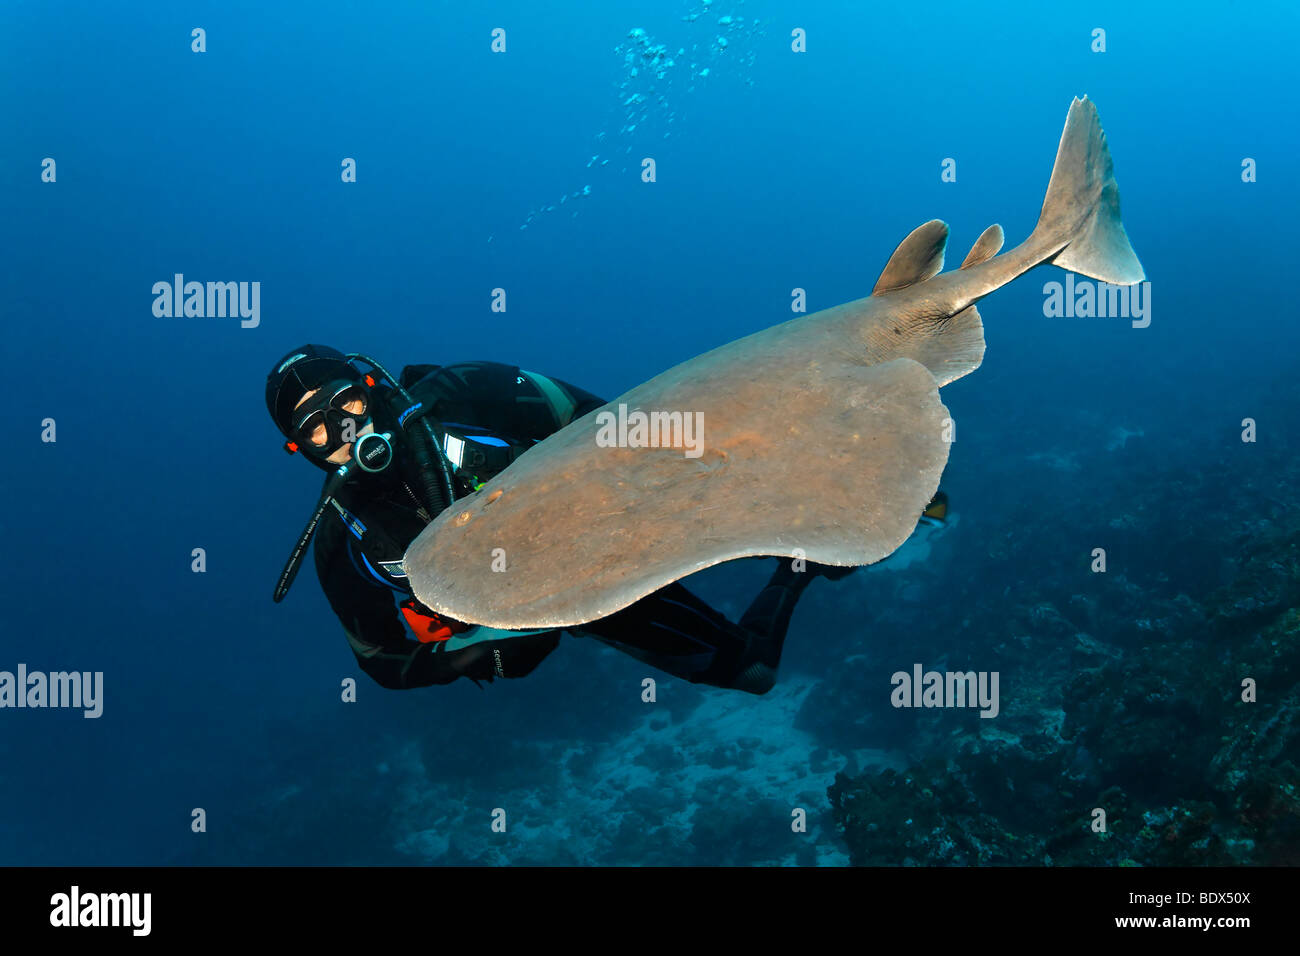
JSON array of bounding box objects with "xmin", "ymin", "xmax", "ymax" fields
[
  {"xmin": 346, "ymin": 353, "xmax": 455, "ymax": 517},
  {"xmin": 273, "ymin": 464, "xmax": 353, "ymax": 603}
]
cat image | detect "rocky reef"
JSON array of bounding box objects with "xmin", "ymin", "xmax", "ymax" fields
[{"xmin": 827, "ymin": 426, "xmax": 1300, "ymax": 865}]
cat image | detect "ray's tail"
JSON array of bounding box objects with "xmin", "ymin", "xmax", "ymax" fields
[{"xmin": 1030, "ymin": 95, "xmax": 1145, "ymax": 284}]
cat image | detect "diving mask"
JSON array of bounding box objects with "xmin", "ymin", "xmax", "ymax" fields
[{"xmin": 287, "ymin": 380, "xmax": 371, "ymax": 458}]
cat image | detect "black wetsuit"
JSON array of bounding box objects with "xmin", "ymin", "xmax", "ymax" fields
[{"xmin": 313, "ymin": 361, "xmax": 808, "ymax": 692}]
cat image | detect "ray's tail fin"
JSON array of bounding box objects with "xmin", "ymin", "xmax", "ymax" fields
[{"xmin": 1031, "ymin": 96, "xmax": 1144, "ymax": 284}]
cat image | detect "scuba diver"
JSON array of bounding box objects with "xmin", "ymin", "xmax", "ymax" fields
[{"xmin": 265, "ymin": 345, "xmax": 938, "ymax": 696}]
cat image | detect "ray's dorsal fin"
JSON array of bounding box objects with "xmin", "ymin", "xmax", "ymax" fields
[
  {"xmin": 873, "ymin": 220, "xmax": 949, "ymax": 295},
  {"xmin": 960, "ymin": 224, "xmax": 1004, "ymax": 269}
]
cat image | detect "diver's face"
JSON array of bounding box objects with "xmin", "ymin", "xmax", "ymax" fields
[{"xmin": 294, "ymin": 386, "xmax": 374, "ymax": 463}]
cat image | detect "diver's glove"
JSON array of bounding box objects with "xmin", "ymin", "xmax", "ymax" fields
[{"xmin": 400, "ymin": 598, "xmax": 472, "ymax": 643}]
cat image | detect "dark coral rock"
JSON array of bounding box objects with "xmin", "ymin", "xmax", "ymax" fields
[
  {"xmin": 688, "ymin": 794, "xmax": 799, "ymax": 865},
  {"xmin": 829, "ymin": 761, "xmax": 1038, "ymax": 865},
  {"xmin": 826, "ymin": 451, "xmax": 1300, "ymax": 867},
  {"xmin": 1208, "ymin": 530, "xmax": 1300, "ymax": 632}
]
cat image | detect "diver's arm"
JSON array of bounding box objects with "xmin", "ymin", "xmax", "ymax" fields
[
  {"xmin": 340, "ymin": 602, "xmax": 562, "ymax": 688},
  {"xmin": 314, "ymin": 530, "xmax": 561, "ymax": 688},
  {"xmin": 313, "ymin": 527, "xmax": 478, "ymax": 688},
  {"xmin": 415, "ymin": 360, "xmax": 607, "ymax": 438}
]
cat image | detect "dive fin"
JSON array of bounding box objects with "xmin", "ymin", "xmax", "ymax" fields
[
  {"xmin": 961, "ymin": 224, "xmax": 1003, "ymax": 268},
  {"xmin": 873, "ymin": 220, "xmax": 949, "ymax": 295},
  {"xmin": 1034, "ymin": 96, "xmax": 1144, "ymax": 284}
]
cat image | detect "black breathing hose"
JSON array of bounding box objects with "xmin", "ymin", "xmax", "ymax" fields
[
  {"xmin": 347, "ymin": 353, "xmax": 455, "ymax": 517},
  {"xmin": 273, "ymin": 464, "xmax": 352, "ymax": 603}
]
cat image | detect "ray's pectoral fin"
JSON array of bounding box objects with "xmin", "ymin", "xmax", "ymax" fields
[
  {"xmin": 405, "ymin": 356, "xmax": 953, "ymax": 630},
  {"xmin": 901, "ymin": 304, "xmax": 984, "ymax": 388},
  {"xmin": 872, "ymin": 219, "xmax": 949, "ymax": 295}
]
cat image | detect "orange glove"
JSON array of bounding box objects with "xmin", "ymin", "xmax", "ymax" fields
[{"xmin": 400, "ymin": 598, "xmax": 472, "ymax": 643}]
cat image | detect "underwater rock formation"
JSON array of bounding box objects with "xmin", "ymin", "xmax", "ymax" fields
[{"xmin": 829, "ymin": 473, "xmax": 1300, "ymax": 865}]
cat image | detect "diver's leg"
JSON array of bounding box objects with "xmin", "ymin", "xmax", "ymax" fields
[
  {"xmin": 571, "ymin": 582, "xmax": 753, "ymax": 688},
  {"xmin": 724, "ymin": 560, "xmax": 838, "ymax": 690},
  {"xmin": 573, "ymin": 562, "xmax": 830, "ymax": 695}
]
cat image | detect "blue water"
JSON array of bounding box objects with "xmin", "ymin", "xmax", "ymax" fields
[{"xmin": 3, "ymin": 0, "xmax": 1297, "ymax": 865}]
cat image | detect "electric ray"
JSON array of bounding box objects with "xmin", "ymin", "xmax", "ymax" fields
[{"xmin": 405, "ymin": 96, "xmax": 1144, "ymax": 628}]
